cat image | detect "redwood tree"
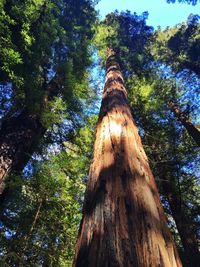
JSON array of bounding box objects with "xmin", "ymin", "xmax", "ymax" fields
[{"xmin": 73, "ymin": 50, "xmax": 182, "ymax": 267}]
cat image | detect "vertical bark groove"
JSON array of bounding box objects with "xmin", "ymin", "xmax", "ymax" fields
[{"xmin": 73, "ymin": 50, "xmax": 182, "ymax": 267}]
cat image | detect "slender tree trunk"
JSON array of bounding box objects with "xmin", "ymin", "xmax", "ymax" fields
[
  {"xmin": 153, "ymin": 150, "xmax": 200, "ymax": 267},
  {"xmin": 167, "ymin": 192, "xmax": 200, "ymax": 267},
  {"xmin": 0, "ymin": 109, "xmax": 45, "ymax": 195},
  {"xmin": 73, "ymin": 50, "xmax": 182, "ymax": 267},
  {"xmin": 168, "ymin": 101, "xmax": 200, "ymax": 147}
]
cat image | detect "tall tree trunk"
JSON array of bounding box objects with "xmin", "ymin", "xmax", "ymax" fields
[
  {"xmin": 73, "ymin": 50, "xmax": 182, "ymax": 267},
  {"xmin": 153, "ymin": 149, "xmax": 200, "ymax": 267},
  {"xmin": 168, "ymin": 101, "xmax": 200, "ymax": 147},
  {"xmin": 0, "ymin": 76, "xmax": 61, "ymax": 197},
  {"xmin": 0, "ymin": 110, "xmax": 45, "ymax": 195}
]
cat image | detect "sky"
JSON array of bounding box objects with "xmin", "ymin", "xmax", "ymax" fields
[{"xmin": 96, "ymin": 0, "xmax": 200, "ymax": 29}]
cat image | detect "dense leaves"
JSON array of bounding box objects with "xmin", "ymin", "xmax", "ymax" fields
[
  {"xmin": 151, "ymin": 14, "xmax": 200, "ymax": 76},
  {"xmin": 0, "ymin": 0, "xmax": 97, "ymax": 123},
  {"xmin": 93, "ymin": 10, "xmax": 154, "ymax": 75},
  {"xmin": 0, "ymin": 0, "xmax": 97, "ymax": 196},
  {"xmin": 0, "ymin": 115, "xmax": 97, "ymax": 266}
]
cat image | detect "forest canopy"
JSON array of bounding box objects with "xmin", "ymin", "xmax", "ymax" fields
[{"xmin": 0, "ymin": 0, "xmax": 199, "ymax": 266}]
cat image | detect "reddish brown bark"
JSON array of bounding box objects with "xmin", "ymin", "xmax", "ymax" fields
[
  {"xmin": 168, "ymin": 101, "xmax": 200, "ymax": 147},
  {"xmin": 0, "ymin": 110, "xmax": 45, "ymax": 196},
  {"xmin": 73, "ymin": 50, "xmax": 182, "ymax": 267}
]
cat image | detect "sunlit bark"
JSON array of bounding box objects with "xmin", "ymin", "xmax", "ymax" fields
[{"xmin": 73, "ymin": 49, "xmax": 182, "ymax": 267}]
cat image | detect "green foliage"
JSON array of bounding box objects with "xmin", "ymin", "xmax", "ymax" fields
[
  {"xmin": 127, "ymin": 75, "xmax": 165, "ymax": 115},
  {"xmin": 0, "ymin": 114, "xmax": 97, "ymax": 266},
  {"xmin": 93, "ymin": 22, "xmax": 118, "ymax": 61},
  {"xmin": 40, "ymin": 97, "xmax": 67, "ymax": 128},
  {"xmin": 0, "ymin": 161, "xmax": 83, "ymax": 266},
  {"xmin": 0, "ymin": 0, "xmax": 97, "ymax": 128},
  {"xmin": 151, "ymin": 15, "xmax": 200, "ymax": 76},
  {"xmin": 0, "ymin": 1, "xmax": 98, "ymax": 264},
  {"xmin": 93, "ymin": 10, "xmax": 153, "ymax": 74},
  {"xmin": 0, "ymin": 3, "xmax": 23, "ymax": 84}
]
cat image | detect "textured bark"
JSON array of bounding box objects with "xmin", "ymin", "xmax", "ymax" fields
[
  {"xmin": 73, "ymin": 50, "xmax": 182, "ymax": 267},
  {"xmin": 154, "ymin": 151, "xmax": 200, "ymax": 267},
  {"xmin": 168, "ymin": 101, "xmax": 200, "ymax": 147},
  {"xmin": 0, "ymin": 110, "xmax": 45, "ymax": 195}
]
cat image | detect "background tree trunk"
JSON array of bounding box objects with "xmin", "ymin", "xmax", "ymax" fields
[
  {"xmin": 73, "ymin": 50, "xmax": 182, "ymax": 267},
  {"xmin": 154, "ymin": 150, "xmax": 200, "ymax": 267},
  {"xmin": 167, "ymin": 191, "xmax": 200, "ymax": 267},
  {"xmin": 168, "ymin": 101, "xmax": 200, "ymax": 147},
  {"xmin": 0, "ymin": 110, "xmax": 45, "ymax": 195},
  {"xmin": 0, "ymin": 76, "xmax": 61, "ymax": 197}
]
